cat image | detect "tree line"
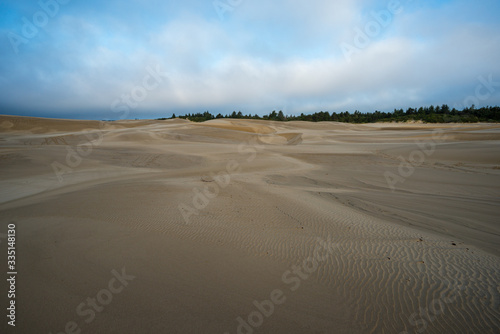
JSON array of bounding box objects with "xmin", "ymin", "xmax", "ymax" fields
[{"xmin": 157, "ymin": 105, "xmax": 500, "ymax": 123}]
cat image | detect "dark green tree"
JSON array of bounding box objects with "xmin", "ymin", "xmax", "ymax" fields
[{"xmin": 277, "ymin": 110, "xmax": 285, "ymax": 121}]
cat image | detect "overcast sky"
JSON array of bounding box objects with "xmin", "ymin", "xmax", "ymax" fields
[{"xmin": 1, "ymin": 0, "xmax": 500, "ymax": 120}]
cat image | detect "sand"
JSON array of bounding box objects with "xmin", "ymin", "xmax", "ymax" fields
[{"xmin": 0, "ymin": 114, "xmax": 499, "ymax": 333}]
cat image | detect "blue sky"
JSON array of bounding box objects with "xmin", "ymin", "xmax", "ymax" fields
[{"xmin": 1, "ymin": 0, "xmax": 500, "ymax": 120}]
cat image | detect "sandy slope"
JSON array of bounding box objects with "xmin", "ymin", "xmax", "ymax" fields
[{"xmin": 1, "ymin": 115, "xmax": 499, "ymax": 333}]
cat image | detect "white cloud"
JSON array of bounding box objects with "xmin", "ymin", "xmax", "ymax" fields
[{"xmin": 1, "ymin": 0, "xmax": 499, "ymax": 117}]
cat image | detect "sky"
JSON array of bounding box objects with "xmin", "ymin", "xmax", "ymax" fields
[{"xmin": 1, "ymin": 0, "xmax": 500, "ymax": 120}]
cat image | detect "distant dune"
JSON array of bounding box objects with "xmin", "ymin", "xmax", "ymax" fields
[{"xmin": 1, "ymin": 115, "xmax": 499, "ymax": 333}]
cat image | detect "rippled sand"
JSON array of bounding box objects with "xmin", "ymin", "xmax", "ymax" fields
[{"xmin": 1, "ymin": 115, "xmax": 499, "ymax": 333}]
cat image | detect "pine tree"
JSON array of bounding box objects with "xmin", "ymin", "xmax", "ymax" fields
[{"xmin": 277, "ymin": 110, "xmax": 285, "ymax": 121}]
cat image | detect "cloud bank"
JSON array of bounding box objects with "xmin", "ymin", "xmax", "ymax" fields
[{"xmin": 1, "ymin": 0, "xmax": 499, "ymax": 119}]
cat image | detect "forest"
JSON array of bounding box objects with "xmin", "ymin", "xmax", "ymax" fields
[{"xmin": 159, "ymin": 105, "xmax": 500, "ymax": 123}]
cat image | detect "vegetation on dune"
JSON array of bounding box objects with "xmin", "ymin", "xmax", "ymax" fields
[{"xmin": 158, "ymin": 105, "xmax": 500, "ymax": 123}]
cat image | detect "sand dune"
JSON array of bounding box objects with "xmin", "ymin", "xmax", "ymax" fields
[{"xmin": 1, "ymin": 115, "xmax": 499, "ymax": 333}]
